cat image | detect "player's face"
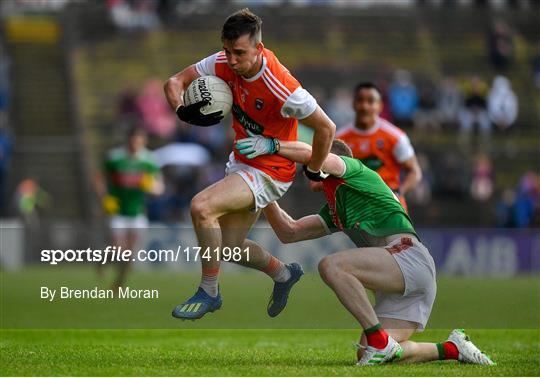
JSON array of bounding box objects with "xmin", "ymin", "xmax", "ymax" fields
[
  {"xmin": 353, "ymin": 88, "xmax": 382, "ymax": 125},
  {"xmin": 128, "ymin": 134, "xmax": 146, "ymax": 153},
  {"xmin": 222, "ymin": 34, "xmax": 263, "ymax": 78}
]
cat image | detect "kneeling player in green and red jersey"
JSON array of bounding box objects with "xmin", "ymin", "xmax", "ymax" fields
[{"xmin": 235, "ymin": 134, "xmax": 495, "ymax": 366}]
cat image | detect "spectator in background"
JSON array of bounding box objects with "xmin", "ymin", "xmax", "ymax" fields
[
  {"xmin": 514, "ymin": 172, "xmax": 540, "ymax": 228},
  {"xmin": 14, "ymin": 179, "xmax": 50, "ymax": 228},
  {"xmin": 470, "ymin": 153, "xmax": 494, "ymax": 202},
  {"xmin": 407, "ymin": 152, "xmax": 433, "ymax": 207},
  {"xmin": 487, "ymin": 20, "xmax": 514, "ymax": 71},
  {"xmin": 0, "ymin": 40, "xmax": 9, "ymax": 115},
  {"xmin": 496, "ymin": 172, "xmax": 540, "ymax": 228},
  {"xmin": 458, "ymin": 76, "xmax": 491, "ymax": 138},
  {"xmin": 0, "ymin": 40, "xmax": 10, "ymax": 216},
  {"xmin": 325, "ymin": 87, "xmax": 355, "ymax": 128},
  {"xmin": 118, "ymin": 85, "xmax": 141, "ymax": 123},
  {"xmin": 436, "ymin": 77, "xmax": 462, "ymax": 129},
  {"xmin": 388, "ymin": 69, "xmax": 418, "ymax": 128},
  {"xmin": 413, "ymin": 78, "xmax": 440, "ymax": 131},
  {"xmin": 435, "ymin": 151, "xmax": 469, "ymax": 199},
  {"xmin": 0, "ymin": 125, "xmax": 12, "ymax": 215},
  {"xmin": 137, "ymin": 79, "xmax": 177, "ymax": 138},
  {"xmin": 533, "ymin": 43, "xmax": 540, "ymax": 89},
  {"xmin": 495, "ymin": 188, "xmax": 515, "ymax": 227},
  {"xmin": 108, "ymin": 0, "xmax": 160, "ymax": 32},
  {"xmin": 487, "ymin": 75, "xmax": 518, "ymax": 130}
]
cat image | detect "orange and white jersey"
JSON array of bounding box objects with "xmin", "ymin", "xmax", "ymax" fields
[
  {"xmin": 195, "ymin": 48, "xmax": 317, "ymax": 182},
  {"xmin": 336, "ymin": 118, "xmax": 415, "ymax": 191}
]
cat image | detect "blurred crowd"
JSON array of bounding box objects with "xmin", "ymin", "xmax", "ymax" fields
[
  {"xmin": 0, "ymin": 0, "xmax": 538, "ymax": 229},
  {"xmin": 322, "ymin": 72, "xmax": 518, "ymax": 139},
  {"xmin": 101, "ymin": 0, "xmax": 539, "ymax": 33},
  {"xmin": 496, "ymin": 172, "xmax": 540, "ymax": 228},
  {"xmin": 0, "ymin": 39, "xmax": 12, "ymax": 217},
  {"xmin": 110, "ymin": 69, "xmax": 539, "ymax": 228},
  {"xmin": 114, "ymin": 79, "xmax": 233, "ymax": 222}
]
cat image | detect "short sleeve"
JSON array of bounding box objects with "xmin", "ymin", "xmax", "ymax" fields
[
  {"xmin": 318, "ymin": 203, "xmax": 337, "ymax": 234},
  {"xmin": 142, "ymin": 150, "xmax": 160, "ymax": 174},
  {"xmin": 195, "ymin": 53, "xmax": 218, "ymax": 77},
  {"xmin": 280, "ymin": 87, "xmax": 317, "ymax": 119},
  {"xmin": 393, "ymin": 134, "xmax": 415, "ymax": 163},
  {"xmin": 146, "ymin": 160, "xmax": 160, "ymax": 174},
  {"xmin": 104, "ymin": 158, "xmax": 113, "ymax": 173},
  {"xmin": 339, "ymin": 156, "xmax": 365, "ymax": 180},
  {"xmin": 104, "ymin": 148, "xmax": 119, "ymax": 174}
]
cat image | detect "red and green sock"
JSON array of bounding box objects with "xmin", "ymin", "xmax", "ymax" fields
[
  {"xmin": 436, "ymin": 341, "xmax": 459, "ymax": 360},
  {"xmin": 364, "ymin": 323, "xmax": 389, "ymax": 349}
]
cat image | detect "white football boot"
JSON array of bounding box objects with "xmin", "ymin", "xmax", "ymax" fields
[
  {"xmin": 447, "ymin": 329, "xmax": 496, "ymax": 365},
  {"xmin": 356, "ymin": 335, "xmax": 403, "ymax": 366}
]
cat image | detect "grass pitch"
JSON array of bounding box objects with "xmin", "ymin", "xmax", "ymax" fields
[
  {"xmin": 1, "ymin": 329, "xmax": 539, "ymax": 376},
  {"xmin": 1, "ymin": 267, "xmax": 539, "ymax": 375}
]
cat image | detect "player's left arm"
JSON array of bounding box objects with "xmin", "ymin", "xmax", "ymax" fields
[
  {"xmin": 235, "ymin": 136, "xmax": 345, "ymax": 177},
  {"xmin": 263, "ymin": 202, "xmax": 329, "ymax": 243},
  {"xmin": 399, "ymin": 155, "xmax": 422, "ymax": 195},
  {"xmin": 393, "ymin": 133, "xmax": 422, "ymax": 195},
  {"xmin": 140, "ymin": 160, "xmax": 165, "ymax": 196},
  {"xmin": 278, "ymin": 82, "xmax": 335, "ymax": 177},
  {"xmin": 300, "ymin": 106, "xmax": 336, "ymax": 175},
  {"xmin": 141, "ymin": 172, "xmax": 165, "ymax": 196},
  {"xmin": 278, "ymin": 140, "xmax": 345, "ymax": 177}
]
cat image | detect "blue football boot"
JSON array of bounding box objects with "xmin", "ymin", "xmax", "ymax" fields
[
  {"xmin": 172, "ymin": 287, "xmax": 222, "ymax": 320},
  {"xmin": 267, "ymin": 262, "xmax": 304, "ymax": 317}
]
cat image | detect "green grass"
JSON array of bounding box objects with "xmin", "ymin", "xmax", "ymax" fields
[
  {"xmin": 1, "ymin": 267, "xmax": 539, "ymax": 329},
  {"xmin": 1, "ymin": 329, "xmax": 539, "ymax": 376},
  {"xmin": 1, "ymin": 267, "xmax": 539, "ymax": 375}
]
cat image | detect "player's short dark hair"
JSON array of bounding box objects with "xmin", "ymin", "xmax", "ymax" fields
[
  {"xmin": 331, "ymin": 139, "xmax": 353, "ymax": 157},
  {"xmin": 127, "ymin": 125, "xmax": 146, "ymax": 139},
  {"xmin": 221, "ymin": 8, "xmax": 262, "ymax": 44},
  {"xmin": 353, "ymin": 81, "xmax": 382, "ymax": 98}
]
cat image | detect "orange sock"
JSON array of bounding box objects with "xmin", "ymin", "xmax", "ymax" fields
[
  {"xmin": 200, "ymin": 266, "xmax": 219, "ymax": 297},
  {"xmin": 262, "ymin": 256, "xmax": 290, "ymax": 282}
]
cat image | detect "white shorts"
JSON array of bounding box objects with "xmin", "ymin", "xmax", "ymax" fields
[
  {"xmin": 110, "ymin": 215, "xmax": 148, "ymax": 237},
  {"xmin": 373, "ymin": 237, "xmax": 437, "ymax": 331},
  {"xmin": 225, "ymin": 153, "xmax": 292, "ymax": 211}
]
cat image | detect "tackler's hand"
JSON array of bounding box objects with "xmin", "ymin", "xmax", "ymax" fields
[
  {"xmin": 235, "ymin": 130, "xmax": 280, "ymax": 159},
  {"xmin": 302, "ymin": 165, "xmax": 329, "ymax": 182}
]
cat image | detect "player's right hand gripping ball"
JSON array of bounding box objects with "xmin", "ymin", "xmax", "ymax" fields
[{"xmin": 176, "ymin": 100, "xmax": 223, "ymax": 127}]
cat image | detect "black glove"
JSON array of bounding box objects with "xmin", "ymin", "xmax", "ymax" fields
[
  {"xmin": 176, "ymin": 100, "xmax": 223, "ymax": 127},
  {"xmin": 302, "ymin": 165, "xmax": 329, "ymax": 182}
]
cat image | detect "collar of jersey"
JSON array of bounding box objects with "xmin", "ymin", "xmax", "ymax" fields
[
  {"xmin": 241, "ymin": 56, "xmax": 267, "ymax": 82},
  {"xmin": 122, "ymin": 146, "xmax": 147, "ymax": 159},
  {"xmin": 349, "ymin": 118, "xmax": 381, "ymax": 135}
]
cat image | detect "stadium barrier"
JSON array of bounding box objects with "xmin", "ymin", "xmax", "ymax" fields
[{"xmin": 3, "ymin": 221, "xmax": 537, "ymax": 276}]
